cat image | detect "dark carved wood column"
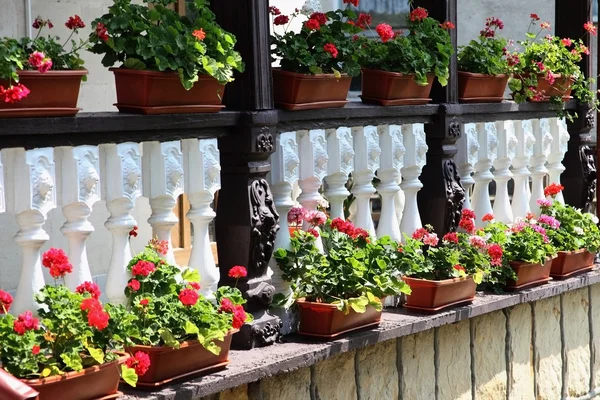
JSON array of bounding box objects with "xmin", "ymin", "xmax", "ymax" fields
[
  {"xmin": 413, "ymin": 0, "xmax": 465, "ymax": 235},
  {"xmin": 212, "ymin": 0, "xmax": 282, "ymax": 349},
  {"xmin": 556, "ymin": 0, "xmax": 597, "ymax": 212}
]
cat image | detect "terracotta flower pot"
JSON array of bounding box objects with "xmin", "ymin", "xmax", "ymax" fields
[
  {"xmin": 296, "ymin": 299, "xmax": 382, "ymax": 338},
  {"xmin": 360, "ymin": 69, "xmax": 434, "ymax": 106},
  {"xmin": 272, "ymin": 69, "xmax": 351, "ymax": 111},
  {"xmin": 402, "ymin": 276, "xmax": 476, "ymax": 313},
  {"xmin": 550, "ymin": 249, "xmax": 595, "ymax": 279},
  {"xmin": 526, "ymin": 73, "xmax": 573, "ymax": 102},
  {"xmin": 505, "ymin": 258, "xmax": 553, "ymax": 291},
  {"xmin": 0, "ymin": 69, "xmax": 87, "ymax": 118},
  {"xmin": 19, "ymin": 355, "xmax": 127, "ymax": 400},
  {"xmin": 110, "ymin": 68, "xmax": 225, "ymax": 114},
  {"xmin": 458, "ymin": 71, "xmax": 508, "ymax": 103},
  {"xmin": 125, "ymin": 331, "xmax": 235, "ymax": 388}
]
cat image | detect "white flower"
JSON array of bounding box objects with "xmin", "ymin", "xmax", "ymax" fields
[
  {"xmin": 317, "ymin": 197, "xmax": 329, "ymax": 210},
  {"xmin": 574, "ymin": 227, "xmax": 584, "ymax": 235},
  {"xmin": 591, "ymin": 215, "xmax": 599, "ymax": 224},
  {"xmin": 301, "ymin": 0, "xmax": 322, "ymax": 16}
]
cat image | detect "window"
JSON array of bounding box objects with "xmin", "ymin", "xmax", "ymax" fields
[{"xmin": 334, "ymin": 0, "xmax": 411, "ymax": 28}]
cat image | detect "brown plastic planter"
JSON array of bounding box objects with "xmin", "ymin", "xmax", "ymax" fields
[
  {"xmin": 550, "ymin": 249, "xmax": 595, "ymax": 279},
  {"xmin": 125, "ymin": 331, "xmax": 235, "ymax": 388},
  {"xmin": 528, "ymin": 73, "xmax": 573, "ymax": 102},
  {"xmin": 458, "ymin": 71, "xmax": 508, "ymax": 103},
  {"xmin": 20, "ymin": 355, "xmax": 126, "ymax": 400},
  {"xmin": 505, "ymin": 258, "xmax": 553, "ymax": 291},
  {"xmin": 110, "ymin": 68, "xmax": 225, "ymax": 114},
  {"xmin": 402, "ymin": 276, "xmax": 476, "ymax": 314},
  {"xmin": 0, "ymin": 69, "xmax": 87, "ymax": 118},
  {"xmin": 296, "ymin": 299, "xmax": 382, "ymax": 338},
  {"xmin": 360, "ymin": 69, "xmax": 434, "ymax": 106},
  {"xmin": 272, "ymin": 69, "xmax": 351, "ymax": 111}
]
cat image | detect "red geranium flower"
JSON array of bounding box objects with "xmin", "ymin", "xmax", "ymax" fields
[
  {"xmin": 81, "ymin": 297, "xmax": 101, "ymax": 312},
  {"xmin": 189, "ymin": 282, "xmax": 201, "ymax": 290},
  {"xmin": 409, "ymin": 7, "xmax": 428, "ymax": 22},
  {"xmin": 487, "ymin": 244, "xmax": 503, "ymax": 266},
  {"xmin": 461, "ymin": 209, "xmax": 476, "ymax": 219},
  {"xmin": 530, "ymin": 13, "xmax": 540, "ymax": 21},
  {"xmin": 439, "ymin": 21, "xmax": 455, "ymax": 30},
  {"xmin": 95, "ymin": 22, "xmax": 109, "ymax": 42},
  {"xmin": 453, "ymin": 265, "xmax": 466, "ymax": 272},
  {"xmin": 310, "ymin": 12, "xmax": 328, "ymax": 25},
  {"xmin": 149, "ymin": 238, "xmax": 169, "ymax": 255},
  {"xmin": 304, "ymin": 18, "xmax": 321, "ymax": 31},
  {"xmin": 0, "ymin": 290, "xmax": 13, "ymax": 314},
  {"xmin": 232, "ymin": 305, "xmax": 247, "ymax": 329},
  {"xmin": 343, "ymin": 0, "xmax": 359, "ymax": 6},
  {"xmin": 88, "ymin": 308, "xmax": 110, "ymax": 330},
  {"xmin": 274, "ymin": 15, "xmax": 289, "ymax": 26},
  {"xmin": 412, "ymin": 227, "xmax": 429, "ymax": 240},
  {"xmin": 179, "ymin": 288, "xmax": 199, "ymax": 306},
  {"xmin": 544, "ymin": 183, "xmax": 564, "ymax": 198},
  {"xmin": 13, "ymin": 311, "xmax": 39, "ymax": 335},
  {"xmin": 32, "ymin": 345, "xmax": 40, "ymax": 355},
  {"xmin": 482, "ymin": 213, "xmax": 495, "ymax": 222},
  {"xmin": 42, "ymin": 248, "xmax": 73, "ymax": 279},
  {"xmin": 76, "ymin": 281, "xmax": 101, "ymax": 299},
  {"xmin": 139, "ymin": 298, "xmax": 149, "ymax": 306},
  {"xmin": 132, "ymin": 260, "xmax": 155, "ymax": 277},
  {"xmin": 459, "ymin": 217, "xmax": 476, "ymax": 234},
  {"xmin": 127, "ymin": 279, "xmax": 141, "ymax": 291},
  {"xmin": 323, "ymin": 43, "xmax": 338, "ymax": 58},
  {"xmin": 269, "ymin": 6, "xmax": 281, "ymax": 16},
  {"xmin": 129, "ymin": 226, "xmax": 138, "ymax": 238},
  {"xmin": 307, "ymin": 228, "xmax": 320, "ymax": 238},
  {"xmin": 125, "ymin": 352, "xmax": 151, "ymax": 376},
  {"xmin": 540, "ymin": 21, "xmax": 551, "ymax": 30},
  {"xmin": 562, "ymin": 38, "xmax": 573, "ymax": 47},
  {"xmin": 228, "ymin": 266, "xmax": 248, "ymax": 279},
  {"xmin": 65, "ymin": 15, "xmax": 85, "ymax": 30},
  {"xmin": 219, "ymin": 298, "xmax": 235, "ymax": 313},
  {"xmin": 1, "ymin": 84, "xmax": 30, "ymax": 103},
  {"xmin": 584, "ymin": 22, "xmax": 597, "ymax": 36},
  {"xmin": 442, "ymin": 232, "xmax": 459, "ymax": 244},
  {"xmin": 358, "ymin": 13, "xmax": 372, "ymax": 28},
  {"xmin": 376, "ymin": 23, "xmax": 394, "ymax": 42}
]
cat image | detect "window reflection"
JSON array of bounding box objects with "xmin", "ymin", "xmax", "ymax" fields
[{"xmin": 356, "ymin": 0, "xmax": 410, "ymax": 28}]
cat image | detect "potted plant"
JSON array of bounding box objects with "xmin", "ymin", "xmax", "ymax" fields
[
  {"xmin": 457, "ymin": 17, "xmax": 512, "ymax": 102},
  {"xmin": 537, "ymin": 184, "xmax": 600, "ymax": 279},
  {"xmin": 269, "ymin": 1, "xmax": 363, "ymax": 110},
  {"xmin": 357, "ymin": 7, "xmax": 453, "ymax": 105},
  {"xmin": 0, "ymin": 249, "xmax": 147, "ymax": 400},
  {"xmin": 88, "ymin": 0, "xmax": 244, "ymax": 114},
  {"xmin": 0, "ymin": 16, "xmax": 88, "ymax": 118},
  {"xmin": 274, "ymin": 215, "xmax": 411, "ymax": 338},
  {"xmin": 402, "ymin": 211, "xmax": 494, "ymax": 313},
  {"xmin": 508, "ymin": 14, "xmax": 598, "ymax": 119},
  {"xmin": 122, "ymin": 239, "xmax": 249, "ymax": 387},
  {"xmin": 484, "ymin": 214, "xmax": 557, "ymax": 291}
]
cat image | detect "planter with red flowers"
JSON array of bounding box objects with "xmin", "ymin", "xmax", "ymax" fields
[
  {"xmin": 356, "ymin": 7, "xmax": 453, "ymax": 105},
  {"xmin": 0, "ymin": 16, "xmax": 88, "ymax": 118},
  {"xmin": 536, "ymin": 184, "xmax": 600, "ymax": 279},
  {"xmin": 0, "ymin": 249, "xmax": 147, "ymax": 400},
  {"xmin": 274, "ymin": 210, "xmax": 411, "ymax": 338},
  {"xmin": 270, "ymin": 2, "xmax": 363, "ymax": 110},
  {"xmin": 88, "ymin": 0, "xmax": 244, "ymax": 114},
  {"xmin": 401, "ymin": 211, "xmax": 495, "ymax": 313},
  {"xmin": 121, "ymin": 240, "xmax": 250, "ymax": 387}
]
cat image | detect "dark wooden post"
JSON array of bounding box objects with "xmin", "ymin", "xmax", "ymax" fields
[
  {"xmin": 211, "ymin": 0, "xmax": 282, "ymax": 349},
  {"xmin": 413, "ymin": 0, "xmax": 465, "ymax": 235},
  {"xmin": 556, "ymin": 0, "xmax": 597, "ymax": 212}
]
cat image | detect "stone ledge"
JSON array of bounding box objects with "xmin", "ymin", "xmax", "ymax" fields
[{"xmin": 119, "ymin": 268, "xmax": 600, "ymax": 400}]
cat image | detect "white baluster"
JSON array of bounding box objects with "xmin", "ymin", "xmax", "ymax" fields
[
  {"xmin": 324, "ymin": 127, "xmax": 354, "ymax": 220},
  {"xmin": 4, "ymin": 148, "xmax": 56, "ymax": 315},
  {"xmin": 376, "ymin": 125, "xmax": 405, "ymax": 241},
  {"xmin": 493, "ymin": 121, "xmax": 517, "ymax": 224},
  {"xmin": 512, "ymin": 120, "xmax": 536, "ymax": 219},
  {"xmin": 456, "ymin": 123, "xmax": 479, "ymax": 211},
  {"xmin": 529, "ymin": 119, "xmax": 553, "ymax": 214},
  {"xmin": 56, "ymin": 146, "xmax": 101, "ymax": 291},
  {"xmin": 394, "ymin": 175, "xmax": 405, "ymax": 228},
  {"xmin": 471, "ymin": 123, "xmax": 498, "ymax": 227},
  {"xmin": 297, "ymin": 129, "xmax": 328, "ymax": 249},
  {"xmin": 352, "ymin": 126, "xmax": 381, "ymax": 237},
  {"xmin": 400, "ymin": 124, "xmax": 428, "ymax": 239},
  {"xmin": 547, "ymin": 118, "xmax": 570, "ymax": 204},
  {"xmin": 182, "ymin": 139, "xmax": 221, "ymax": 300},
  {"xmin": 142, "ymin": 141, "xmax": 184, "ymax": 264},
  {"xmin": 101, "ymin": 143, "xmax": 142, "ymax": 304},
  {"xmin": 268, "ymin": 132, "xmax": 299, "ymax": 298}
]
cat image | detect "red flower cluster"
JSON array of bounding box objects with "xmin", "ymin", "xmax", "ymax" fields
[
  {"xmin": 42, "ymin": 248, "xmax": 73, "ymax": 279},
  {"xmin": 482, "ymin": 213, "xmax": 495, "ymax": 223},
  {"xmin": 13, "ymin": 311, "xmax": 39, "ymax": 335},
  {"xmin": 125, "ymin": 351, "xmax": 151, "ymax": 377},
  {"xmin": 358, "ymin": 13, "xmax": 372, "ymax": 28},
  {"xmin": 323, "ymin": 43, "xmax": 338, "ymax": 58},
  {"xmin": 218, "ymin": 298, "xmax": 234, "ymax": 313},
  {"xmin": 96, "ymin": 22, "xmax": 109, "ymax": 42},
  {"xmin": 480, "ymin": 17, "xmax": 504, "ymax": 38},
  {"xmin": 530, "ymin": 13, "xmax": 540, "ymax": 21},
  {"xmin": 129, "ymin": 226, "xmax": 138, "ymax": 238},
  {"xmin": 562, "ymin": 38, "xmax": 573, "ymax": 47},
  {"xmin": 228, "ymin": 266, "xmax": 248, "ymax": 279},
  {"xmin": 32, "ymin": 17, "xmax": 53, "ymax": 29},
  {"xmin": 458, "ymin": 209, "xmax": 476, "ymax": 234},
  {"xmin": 192, "ymin": 29, "xmax": 206, "ymax": 41},
  {"xmin": 307, "ymin": 228, "xmax": 320, "ymax": 238},
  {"xmin": 132, "ymin": 260, "xmax": 156, "ymax": 277},
  {"xmin": 506, "ymin": 54, "xmax": 520, "ymax": 67},
  {"xmin": 274, "ymin": 15, "xmax": 289, "ymax": 26},
  {"xmin": 409, "ymin": 7, "xmax": 428, "ymax": 22},
  {"xmin": 0, "ymin": 84, "xmax": 30, "ymax": 103},
  {"xmin": 75, "ymin": 281, "xmax": 101, "ymax": 299},
  {"xmin": 487, "ymin": 243, "xmax": 503, "ymax": 266},
  {"xmin": 584, "ymin": 22, "xmax": 597, "ymax": 36},
  {"xmin": 305, "ymin": 18, "xmax": 321, "ymax": 31},
  {"xmin": 32, "ymin": 345, "xmax": 40, "ymax": 355},
  {"xmin": 127, "ymin": 279, "xmax": 141, "ymax": 291},
  {"xmin": 218, "ymin": 298, "xmax": 247, "ymax": 329},
  {"xmin": 310, "ymin": 12, "xmax": 328, "ymax": 25},
  {"xmin": 65, "ymin": 15, "xmax": 85, "ymax": 30},
  {"xmin": 343, "ymin": 0, "xmax": 359, "ymax": 6},
  {"xmin": 28, "ymin": 51, "xmax": 53, "ymax": 73},
  {"xmin": 0, "ymin": 290, "xmax": 13, "ymax": 314},
  {"xmin": 149, "ymin": 238, "xmax": 169, "ymax": 255},
  {"xmin": 269, "ymin": 6, "xmax": 281, "ymax": 16},
  {"xmin": 139, "ymin": 298, "xmax": 149, "ymax": 306},
  {"xmin": 540, "ymin": 21, "xmax": 551, "ymax": 30},
  {"xmin": 453, "ymin": 265, "xmax": 466, "ymax": 273},
  {"xmin": 544, "ymin": 183, "xmax": 564, "ymax": 198},
  {"xmin": 442, "ymin": 232, "xmax": 459, "ymax": 244},
  {"xmin": 330, "ymin": 218, "xmax": 369, "ymax": 240},
  {"xmin": 439, "ymin": 21, "xmax": 455, "ymax": 30},
  {"xmin": 376, "ymin": 23, "xmax": 394, "ymax": 42},
  {"xmin": 179, "ymin": 288, "xmax": 199, "ymax": 306},
  {"xmin": 80, "ymin": 298, "xmax": 110, "ymax": 330},
  {"xmin": 305, "ymin": 210, "xmax": 327, "ymax": 226},
  {"xmin": 189, "ymin": 282, "xmax": 201, "ymax": 290}
]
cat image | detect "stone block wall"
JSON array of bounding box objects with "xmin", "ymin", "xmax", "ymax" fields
[{"xmin": 196, "ymin": 284, "xmax": 600, "ymax": 400}]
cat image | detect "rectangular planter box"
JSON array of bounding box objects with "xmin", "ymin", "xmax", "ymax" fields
[
  {"xmin": 360, "ymin": 69, "xmax": 434, "ymax": 106},
  {"xmin": 272, "ymin": 69, "xmax": 351, "ymax": 111},
  {"xmin": 20, "ymin": 355, "xmax": 126, "ymax": 400},
  {"xmin": 296, "ymin": 299, "xmax": 382, "ymax": 338},
  {"xmin": 550, "ymin": 249, "xmax": 595, "ymax": 279},
  {"xmin": 110, "ymin": 68, "xmax": 225, "ymax": 114},
  {"xmin": 402, "ymin": 276, "xmax": 476, "ymax": 313},
  {"xmin": 125, "ymin": 331, "xmax": 235, "ymax": 388},
  {"xmin": 458, "ymin": 71, "xmax": 508, "ymax": 103},
  {"xmin": 505, "ymin": 258, "xmax": 553, "ymax": 291}
]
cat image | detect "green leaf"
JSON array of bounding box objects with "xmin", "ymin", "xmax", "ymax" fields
[
  {"xmin": 184, "ymin": 320, "xmax": 199, "ymax": 335},
  {"xmin": 204, "ymin": 341, "xmax": 222, "ymax": 356},
  {"xmin": 224, "ymin": 34, "xmax": 234, "ymax": 45},
  {"xmin": 181, "ymin": 268, "xmax": 200, "ymax": 283},
  {"xmin": 121, "ymin": 365, "xmax": 138, "ymax": 387},
  {"xmin": 60, "ymin": 353, "xmax": 83, "ymax": 372},
  {"xmin": 159, "ymin": 328, "xmax": 180, "ymax": 348},
  {"xmin": 124, "ymin": 58, "xmax": 147, "ymax": 70},
  {"xmin": 348, "ymin": 296, "xmax": 368, "ymax": 313},
  {"xmin": 86, "ymin": 346, "xmax": 105, "ymax": 365}
]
